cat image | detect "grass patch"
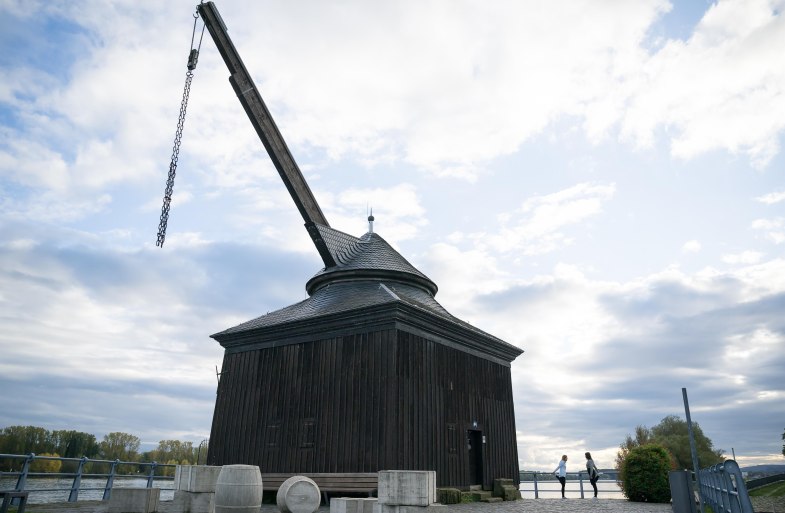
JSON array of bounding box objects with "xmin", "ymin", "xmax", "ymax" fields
[
  {"xmin": 460, "ymin": 492, "xmax": 479, "ymax": 503},
  {"xmin": 749, "ymin": 480, "xmax": 785, "ymax": 497}
]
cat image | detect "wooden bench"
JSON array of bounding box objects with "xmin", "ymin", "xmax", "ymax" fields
[
  {"xmin": 262, "ymin": 473, "xmax": 377, "ymax": 499},
  {"xmin": 1, "ymin": 491, "xmax": 29, "ymax": 513}
]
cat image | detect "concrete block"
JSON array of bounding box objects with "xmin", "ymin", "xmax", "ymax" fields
[
  {"xmin": 332, "ymin": 498, "xmax": 377, "ymax": 513},
  {"xmin": 492, "ymin": 478, "xmax": 514, "ymax": 497},
  {"xmin": 377, "ymin": 471, "xmax": 436, "ymax": 506},
  {"xmin": 172, "ymin": 490, "xmax": 215, "ymax": 513},
  {"xmin": 109, "ymin": 488, "xmax": 160, "ymax": 513},
  {"xmin": 500, "ymin": 485, "xmax": 519, "ymax": 501},
  {"xmin": 359, "ymin": 498, "xmax": 378, "ymax": 513},
  {"xmin": 330, "ymin": 498, "xmax": 360, "ymax": 513},
  {"xmin": 372, "ymin": 505, "xmax": 446, "ymax": 513},
  {"xmin": 175, "ymin": 466, "xmax": 223, "ymax": 493}
]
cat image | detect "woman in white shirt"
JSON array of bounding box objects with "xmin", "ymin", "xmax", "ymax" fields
[{"xmin": 553, "ymin": 454, "xmax": 568, "ymax": 498}]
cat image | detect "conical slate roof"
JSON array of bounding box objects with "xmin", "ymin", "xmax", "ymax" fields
[
  {"xmin": 212, "ymin": 224, "xmax": 522, "ymax": 363},
  {"xmin": 306, "ymin": 225, "xmax": 438, "ymax": 295}
]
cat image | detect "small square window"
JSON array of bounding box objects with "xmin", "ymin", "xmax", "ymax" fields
[
  {"xmin": 447, "ymin": 424, "xmax": 457, "ymax": 454},
  {"xmin": 266, "ymin": 423, "xmax": 281, "ymax": 447},
  {"xmin": 301, "ymin": 420, "xmax": 315, "ymax": 448}
]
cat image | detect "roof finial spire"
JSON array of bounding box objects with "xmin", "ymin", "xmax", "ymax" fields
[{"xmin": 368, "ymin": 207, "xmax": 375, "ymax": 233}]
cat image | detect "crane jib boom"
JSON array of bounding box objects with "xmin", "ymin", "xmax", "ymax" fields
[{"xmin": 196, "ymin": 1, "xmax": 337, "ymax": 266}]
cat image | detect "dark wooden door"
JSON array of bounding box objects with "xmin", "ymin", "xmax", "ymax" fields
[{"xmin": 467, "ymin": 430, "xmax": 483, "ymax": 486}]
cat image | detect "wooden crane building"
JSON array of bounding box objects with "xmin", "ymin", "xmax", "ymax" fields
[{"xmin": 192, "ymin": 1, "xmax": 524, "ymax": 490}]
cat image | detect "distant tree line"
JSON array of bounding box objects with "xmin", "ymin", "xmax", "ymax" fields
[{"xmin": 0, "ymin": 425, "xmax": 207, "ymax": 476}]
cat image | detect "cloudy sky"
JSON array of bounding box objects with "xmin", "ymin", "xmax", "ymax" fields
[{"xmin": 1, "ymin": 0, "xmax": 784, "ymax": 472}]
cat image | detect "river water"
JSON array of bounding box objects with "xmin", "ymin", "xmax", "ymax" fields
[
  {"xmin": 0, "ymin": 477, "xmax": 174, "ymax": 504},
  {"xmin": 519, "ymin": 480, "xmax": 625, "ymax": 499}
]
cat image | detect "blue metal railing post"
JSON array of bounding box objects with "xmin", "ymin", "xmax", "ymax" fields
[
  {"xmin": 147, "ymin": 462, "xmax": 157, "ymax": 488},
  {"xmin": 103, "ymin": 459, "xmax": 120, "ymax": 501},
  {"xmin": 516, "ymin": 469, "xmax": 623, "ymax": 500},
  {"xmin": 11, "ymin": 453, "xmax": 34, "ymax": 506},
  {"xmin": 533, "ymin": 471, "xmax": 539, "ymax": 499},
  {"xmin": 14, "ymin": 453, "xmax": 33, "ymax": 492},
  {"xmin": 683, "ymin": 388, "xmax": 705, "ymax": 513},
  {"xmin": 69, "ymin": 456, "xmax": 87, "ymax": 502},
  {"xmin": 1, "ymin": 453, "xmax": 177, "ymax": 504}
]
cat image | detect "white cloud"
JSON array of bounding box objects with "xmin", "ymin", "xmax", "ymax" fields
[
  {"xmin": 620, "ymin": 0, "xmax": 785, "ymax": 167},
  {"xmin": 205, "ymin": 0, "xmax": 671, "ymax": 179},
  {"xmin": 722, "ymin": 250, "xmax": 763, "ymax": 264},
  {"xmin": 752, "ymin": 218, "xmax": 784, "ymax": 230},
  {"xmin": 423, "ymin": 242, "xmax": 510, "ymax": 312},
  {"xmin": 330, "ymin": 183, "xmax": 428, "ymax": 242},
  {"xmin": 724, "ymin": 328, "xmax": 783, "ymax": 361},
  {"xmin": 751, "ymin": 217, "xmax": 785, "ymax": 244},
  {"xmin": 473, "ymin": 183, "xmax": 616, "ymax": 255},
  {"xmin": 1, "ymin": 190, "xmax": 112, "ymax": 223},
  {"xmin": 756, "ymin": 190, "xmax": 785, "ymax": 204},
  {"xmin": 682, "ymin": 240, "xmax": 701, "ymax": 253},
  {"xmin": 730, "ymin": 258, "xmax": 785, "ymax": 301},
  {"xmin": 0, "ymin": 132, "xmax": 70, "ymax": 191},
  {"xmin": 213, "ymin": 0, "xmax": 785, "ymax": 173},
  {"xmin": 3, "ymin": 0, "xmax": 784, "ymax": 223}
]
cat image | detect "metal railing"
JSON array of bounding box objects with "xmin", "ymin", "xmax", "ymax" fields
[
  {"xmin": 518, "ymin": 470, "xmax": 622, "ymax": 498},
  {"xmin": 0, "ymin": 453, "xmax": 176, "ymax": 503},
  {"xmin": 698, "ymin": 460, "xmax": 754, "ymax": 513},
  {"xmin": 745, "ymin": 472, "xmax": 785, "ymax": 490}
]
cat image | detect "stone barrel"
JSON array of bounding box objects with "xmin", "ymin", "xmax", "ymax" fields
[
  {"xmin": 214, "ymin": 465, "xmax": 263, "ymax": 513},
  {"xmin": 276, "ymin": 475, "xmax": 321, "ymax": 513}
]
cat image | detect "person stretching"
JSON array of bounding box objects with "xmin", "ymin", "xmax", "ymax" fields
[
  {"xmin": 585, "ymin": 451, "xmax": 599, "ymax": 499},
  {"xmin": 553, "ymin": 454, "xmax": 568, "ymax": 498}
]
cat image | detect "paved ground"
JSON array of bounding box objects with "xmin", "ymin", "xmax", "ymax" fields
[
  {"xmin": 23, "ymin": 497, "xmax": 675, "ymax": 513},
  {"xmin": 257, "ymin": 498, "xmax": 673, "ymax": 512}
]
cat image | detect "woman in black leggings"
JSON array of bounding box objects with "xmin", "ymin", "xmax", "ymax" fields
[
  {"xmin": 585, "ymin": 451, "xmax": 599, "ymax": 498},
  {"xmin": 553, "ymin": 454, "xmax": 568, "ymax": 498}
]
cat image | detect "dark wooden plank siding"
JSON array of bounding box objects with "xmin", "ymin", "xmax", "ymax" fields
[{"xmin": 206, "ymin": 327, "xmax": 519, "ymax": 489}]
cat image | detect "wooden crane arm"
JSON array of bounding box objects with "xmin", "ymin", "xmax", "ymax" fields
[{"xmin": 197, "ymin": 1, "xmax": 336, "ymax": 267}]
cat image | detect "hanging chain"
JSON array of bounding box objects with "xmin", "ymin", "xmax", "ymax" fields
[{"xmin": 156, "ymin": 8, "xmax": 206, "ymax": 247}]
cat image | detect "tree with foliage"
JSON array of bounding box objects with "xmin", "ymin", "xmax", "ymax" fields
[
  {"xmin": 1, "ymin": 426, "xmax": 206, "ymax": 476},
  {"xmin": 0, "ymin": 426, "xmax": 100, "ymax": 458},
  {"xmin": 616, "ymin": 415, "xmax": 724, "ymax": 472},
  {"xmin": 99, "ymin": 432, "xmax": 140, "ymax": 461},
  {"xmin": 148, "ymin": 440, "xmax": 195, "ymax": 465},
  {"xmin": 0, "ymin": 426, "xmax": 51, "ymax": 471},
  {"xmin": 30, "ymin": 453, "xmax": 63, "ymax": 473},
  {"xmin": 0, "ymin": 426, "xmax": 50, "ymax": 455},
  {"xmin": 615, "ymin": 425, "xmax": 653, "ymax": 469},
  {"xmin": 781, "ymin": 428, "xmax": 784, "ymax": 457},
  {"xmin": 651, "ymin": 415, "xmax": 724, "ymax": 469},
  {"xmin": 99, "ymin": 432, "xmax": 141, "ymax": 474},
  {"xmin": 50, "ymin": 430, "xmax": 99, "ymax": 459},
  {"xmin": 619, "ymin": 444, "xmax": 673, "ymax": 503},
  {"xmin": 141, "ymin": 439, "xmax": 197, "ymax": 475}
]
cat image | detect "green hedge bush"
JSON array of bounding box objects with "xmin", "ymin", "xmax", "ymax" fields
[
  {"xmin": 436, "ymin": 488, "xmax": 462, "ymax": 504},
  {"xmin": 620, "ymin": 443, "xmax": 673, "ymax": 503}
]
